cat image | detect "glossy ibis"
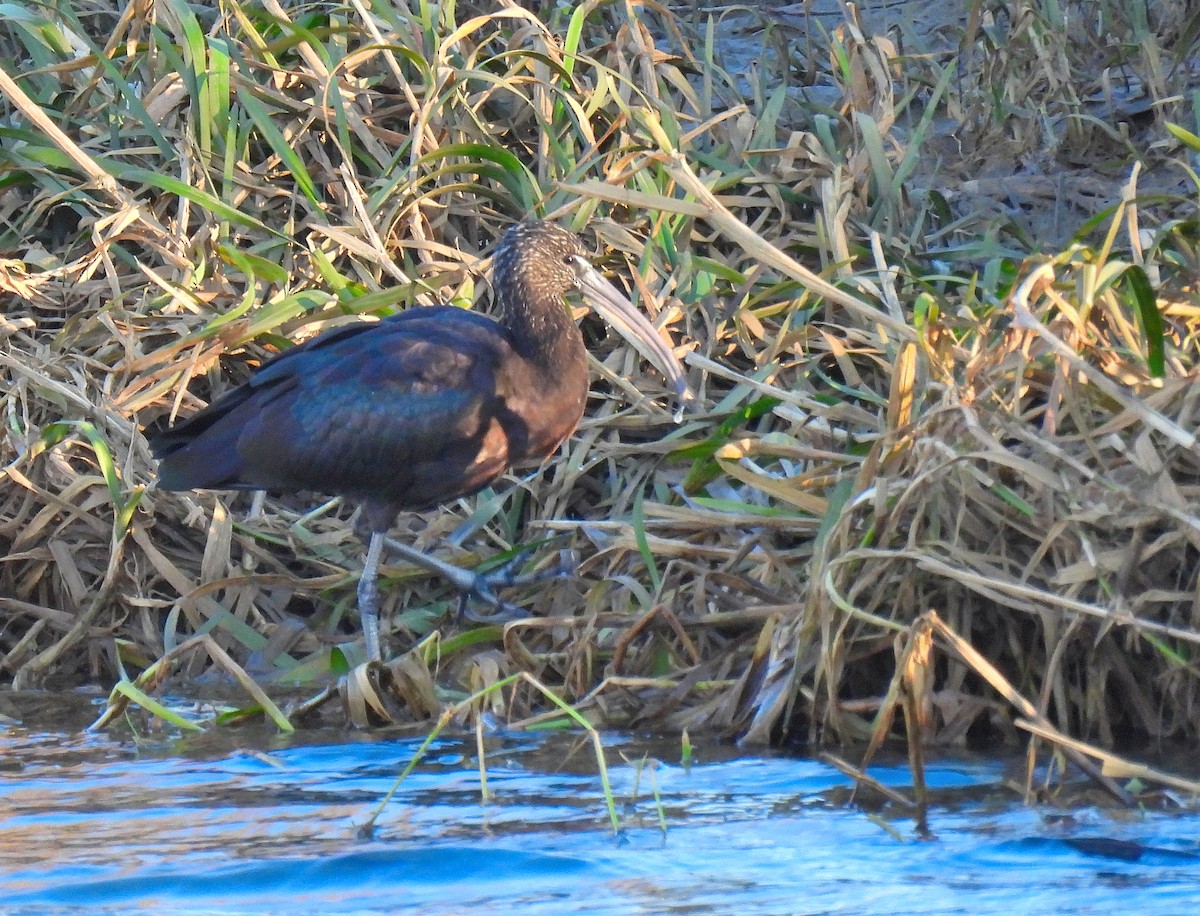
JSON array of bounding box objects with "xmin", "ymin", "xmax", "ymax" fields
[{"xmin": 148, "ymin": 220, "xmax": 692, "ymax": 662}]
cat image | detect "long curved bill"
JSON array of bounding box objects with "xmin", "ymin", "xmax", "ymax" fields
[{"xmin": 575, "ymin": 263, "xmax": 695, "ymax": 417}]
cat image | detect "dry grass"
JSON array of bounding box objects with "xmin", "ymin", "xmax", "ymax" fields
[{"xmin": 2, "ymin": 0, "xmax": 1200, "ymax": 793}]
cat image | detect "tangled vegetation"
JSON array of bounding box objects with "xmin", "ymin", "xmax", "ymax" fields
[{"xmin": 2, "ymin": 0, "xmax": 1199, "ymax": 794}]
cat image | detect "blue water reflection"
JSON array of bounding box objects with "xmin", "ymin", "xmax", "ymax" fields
[{"xmin": 1, "ymin": 703, "xmax": 1198, "ymax": 914}]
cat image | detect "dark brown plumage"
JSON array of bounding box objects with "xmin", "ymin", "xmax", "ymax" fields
[{"xmin": 149, "ymin": 220, "xmax": 691, "ymax": 661}]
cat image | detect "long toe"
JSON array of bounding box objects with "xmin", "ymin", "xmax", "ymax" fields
[
  {"xmin": 479, "ymin": 548, "xmax": 575, "ymax": 590},
  {"xmin": 456, "ymin": 592, "xmax": 526, "ymax": 624},
  {"xmin": 457, "ymin": 549, "xmax": 578, "ymax": 622},
  {"xmin": 378, "ymin": 535, "xmax": 577, "ymax": 623}
]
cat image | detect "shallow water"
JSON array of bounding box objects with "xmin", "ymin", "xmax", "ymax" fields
[{"xmin": 2, "ymin": 694, "xmax": 1199, "ymax": 914}]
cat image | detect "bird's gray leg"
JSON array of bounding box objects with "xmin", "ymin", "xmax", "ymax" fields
[
  {"xmin": 380, "ymin": 536, "xmax": 575, "ymax": 623},
  {"xmin": 358, "ymin": 532, "xmax": 385, "ymax": 663}
]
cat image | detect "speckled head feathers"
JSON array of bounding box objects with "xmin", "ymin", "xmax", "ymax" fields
[
  {"xmin": 486, "ymin": 219, "xmax": 692, "ymax": 409},
  {"xmin": 491, "ymin": 220, "xmax": 588, "ymax": 311}
]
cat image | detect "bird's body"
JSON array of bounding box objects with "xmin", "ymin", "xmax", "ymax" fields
[
  {"xmin": 151, "ymin": 305, "xmax": 588, "ymax": 531},
  {"xmin": 149, "ymin": 220, "xmax": 690, "ymax": 661}
]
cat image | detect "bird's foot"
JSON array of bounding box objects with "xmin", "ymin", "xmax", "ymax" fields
[
  {"xmin": 455, "ymin": 549, "xmax": 577, "ymax": 623},
  {"xmin": 378, "ymin": 535, "xmax": 575, "ymax": 624}
]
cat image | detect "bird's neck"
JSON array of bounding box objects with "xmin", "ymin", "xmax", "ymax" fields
[{"xmin": 501, "ymin": 292, "xmax": 586, "ymax": 373}]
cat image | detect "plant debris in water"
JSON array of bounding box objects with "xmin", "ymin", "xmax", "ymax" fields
[{"xmin": 1, "ymin": 0, "xmax": 1199, "ymax": 799}]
